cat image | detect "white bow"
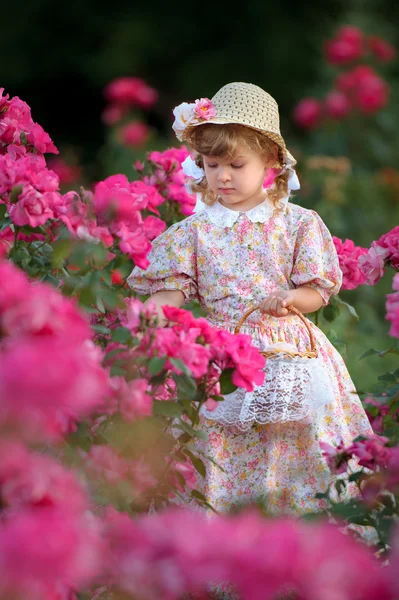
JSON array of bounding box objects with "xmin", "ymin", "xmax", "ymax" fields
[{"xmin": 181, "ymin": 155, "xmax": 205, "ymax": 193}]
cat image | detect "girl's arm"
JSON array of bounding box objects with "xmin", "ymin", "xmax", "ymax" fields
[
  {"xmin": 144, "ymin": 289, "xmax": 186, "ymax": 327},
  {"xmin": 260, "ymin": 286, "xmax": 323, "ymax": 318}
]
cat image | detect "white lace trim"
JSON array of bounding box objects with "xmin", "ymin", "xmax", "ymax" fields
[
  {"xmin": 201, "ymin": 352, "xmax": 336, "ymax": 431},
  {"xmin": 200, "ymin": 195, "xmax": 289, "ymax": 228}
]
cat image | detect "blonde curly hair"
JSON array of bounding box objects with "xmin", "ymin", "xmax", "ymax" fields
[{"xmin": 183, "ymin": 123, "xmax": 291, "ymax": 209}]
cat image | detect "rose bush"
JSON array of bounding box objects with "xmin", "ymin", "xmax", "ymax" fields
[{"xmin": 1, "ymin": 66, "xmax": 399, "ymax": 599}]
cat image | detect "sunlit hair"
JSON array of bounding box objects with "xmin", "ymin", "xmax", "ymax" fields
[{"xmin": 183, "ymin": 123, "xmax": 290, "ymax": 208}]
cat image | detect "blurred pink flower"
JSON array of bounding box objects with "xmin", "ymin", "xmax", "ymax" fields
[
  {"xmin": 333, "ymin": 236, "xmax": 368, "ymax": 290},
  {"xmin": 368, "ymin": 36, "xmax": 396, "ymax": 62},
  {"xmin": 0, "ymin": 441, "xmax": 89, "ymax": 513},
  {"xmin": 110, "ymin": 376, "xmax": 153, "ymax": 421},
  {"xmin": 320, "ymin": 440, "xmax": 350, "ymax": 474},
  {"xmin": 386, "ymin": 273, "xmax": 399, "ymax": 338},
  {"xmin": 103, "ymin": 76, "xmax": 158, "ymax": 110},
  {"xmin": 293, "ymin": 98, "xmax": 322, "ymax": 129},
  {"xmin": 47, "ymin": 157, "xmax": 81, "ymax": 186},
  {"xmin": 324, "ymin": 90, "xmax": 352, "ymax": 119},
  {"xmin": 347, "ymin": 434, "xmax": 391, "ymax": 470},
  {"xmin": 0, "ymin": 279, "xmax": 91, "ymax": 341},
  {"xmin": 358, "ymin": 241, "xmax": 390, "ymax": 285},
  {"xmin": 0, "ymin": 507, "xmax": 103, "ymax": 599},
  {"xmin": 324, "ymin": 25, "xmax": 364, "ymax": 65},
  {"xmin": 378, "ymin": 225, "xmax": 399, "ymax": 269},
  {"xmin": 336, "ymin": 65, "xmax": 390, "ymax": 114},
  {"xmin": 102, "ymin": 103, "xmax": 129, "ymax": 125},
  {"xmin": 119, "ymin": 121, "xmax": 150, "ymax": 147},
  {"xmin": 0, "ymin": 337, "xmax": 108, "ymax": 441}
]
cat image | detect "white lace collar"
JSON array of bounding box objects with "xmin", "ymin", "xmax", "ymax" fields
[{"xmin": 200, "ymin": 195, "xmax": 289, "ymax": 228}]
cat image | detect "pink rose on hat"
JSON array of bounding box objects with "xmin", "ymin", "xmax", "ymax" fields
[{"xmin": 194, "ymin": 98, "xmax": 216, "ymax": 120}]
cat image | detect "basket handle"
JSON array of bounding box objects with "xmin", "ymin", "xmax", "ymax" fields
[{"xmin": 234, "ymin": 304, "xmax": 317, "ymax": 354}]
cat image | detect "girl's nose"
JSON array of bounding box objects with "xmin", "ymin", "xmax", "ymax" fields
[{"xmin": 217, "ymin": 167, "xmax": 231, "ymax": 182}]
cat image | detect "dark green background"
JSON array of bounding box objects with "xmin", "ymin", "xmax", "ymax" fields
[{"xmin": 4, "ymin": 0, "xmax": 398, "ymax": 158}]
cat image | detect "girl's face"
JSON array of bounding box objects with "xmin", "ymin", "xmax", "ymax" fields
[{"xmin": 202, "ymin": 143, "xmax": 277, "ymax": 211}]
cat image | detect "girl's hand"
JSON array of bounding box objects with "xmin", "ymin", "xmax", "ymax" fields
[{"xmin": 259, "ymin": 290, "xmax": 296, "ymax": 318}]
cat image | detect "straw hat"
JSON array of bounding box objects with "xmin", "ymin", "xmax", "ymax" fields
[{"xmin": 181, "ymin": 82, "xmax": 296, "ymax": 167}]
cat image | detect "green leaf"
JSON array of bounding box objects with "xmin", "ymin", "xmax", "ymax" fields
[
  {"xmin": 52, "ymin": 239, "xmax": 73, "ymax": 267},
  {"xmin": 104, "ymin": 347, "xmax": 128, "ymax": 361},
  {"xmin": 96, "ymin": 295, "xmax": 105, "ymax": 314},
  {"xmin": 191, "ymin": 489, "xmax": 207, "ymax": 501},
  {"xmin": 153, "ymin": 400, "xmax": 183, "ymax": 417},
  {"xmin": 111, "ymin": 327, "xmax": 132, "ymax": 344},
  {"xmin": 360, "ymin": 348, "xmax": 379, "ymax": 360},
  {"xmin": 185, "ymin": 450, "xmax": 206, "ymax": 477},
  {"xmin": 148, "ymin": 356, "xmax": 167, "ymax": 376},
  {"xmin": 323, "ymin": 303, "xmax": 340, "ymax": 323},
  {"xmin": 378, "ymin": 373, "xmax": 397, "ymax": 383},
  {"xmin": 174, "ymin": 373, "xmax": 197, "ymax": 400},
  {"xmin": 110, "ymin": 365, "xmax": 127, "ymax": 377},
  {"xmin": 91, "ymin": 324, "xmax": 111, "ymax": 335},
  {"xmin": 169, "ymin": 357, "xmax": 192, "ymax": 376},
  {"xmin": 193, "ymin": 429, "xmax": 208, "ymax": 440},
  {"xmin": 219, "ymin": 368, "xmax": 237, "ymax": 395},
  {"xmin": 0, "ymin": 216, "xmax": 11, "ymax": 232},
  {"xmin": 334, "ymin": 296, "xmax": 359, "ymax": 321}
]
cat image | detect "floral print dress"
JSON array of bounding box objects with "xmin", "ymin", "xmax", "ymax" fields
[{"xmin": 128, "ymin": 196, "xmax": 373, "ymax": 516}]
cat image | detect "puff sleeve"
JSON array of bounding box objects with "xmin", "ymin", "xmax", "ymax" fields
[
  {"xmin": 290, "ymin": 210, "xmax": 342, "ymax": 306},
  {"xmin": 127, "ymin": 219, "xmax": 198, "ymax": 302}
]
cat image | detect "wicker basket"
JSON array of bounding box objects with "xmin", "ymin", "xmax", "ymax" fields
[{"xmin": 201, "ymin": 304, "xmax": 336, "ymax": 430}]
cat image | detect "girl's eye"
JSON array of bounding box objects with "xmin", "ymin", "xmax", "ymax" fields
[
  {"xmin": 206, "ymin": 163, "xmax": 218, "ymax": 169},
  {"xmin": 232, "ymin": 164, "xmax": 244, "ymax": 169}
]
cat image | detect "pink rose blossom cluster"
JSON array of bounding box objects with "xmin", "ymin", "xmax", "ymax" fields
[
  {"xmin": 102, "ymin": 76, "xmax": 158, "ymax": 125},
  {"xmin": 386, "ymin": 272, "xmax": 399, "ymax": 338},
  {"xmin": 325, "ymin": 26, "xmax": 396, "ymax": 66},
  {"xmin": 50, "ymin": 175, "xmax": 166, "ymax": 269},
  {"xmin": 0, "ymin": 152, "xmax": 63, "ymax": 231},
  {"xmin": 119, "ymin": 121, "xmax": 150, "ymax": 148},
  {"xmin": 359, "ymin": 225, "xmax": 399, "ymax": 286},
  {"xmin": 146, "ymin": 146, "xmax": 197, "ymax": 215},
  {"xmin": 103, "ymin": 506, "xmax": 393, "ymax": 599},
  {"xmin": 293, "ymin": 26, "xmax": 395, "ymax": 128},
  {"xmin": 84, "ymin": 445, "xmax": 156, "ymax": 493},
  {"xmin": 0, "ymin": 88, "xmax": 58, "ymax": 154},
  {"xmin": 0, "ymin": 442, "xmax": 104, "ymax": 600},
  {"xmin": 0, "ymin": 89, "xmax": 167, "ymax": 269},
  {"xmin": 333, "ymin": 236, "xmax": 368, "ymax": 290},
  {"xmin": 92, "ymin": 174, "xmax": 166, "ymax": 268},
  {"xmin": 147, "ymin": 306, "xmax": 266, "ymax": 391},
  {"xmin": 0, "ymin": 261, "xmax": 110, "ymax": 441},
  {"xmin": 321, "ymin": 433, "xmax": 399, "ymax": 483}
]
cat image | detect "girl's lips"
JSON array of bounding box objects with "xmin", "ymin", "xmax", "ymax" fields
[{"xmin": 219, "ymin": 188, "xmax": 235, "ymax": 194}]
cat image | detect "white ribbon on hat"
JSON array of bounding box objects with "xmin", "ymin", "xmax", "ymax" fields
[
  {"xmin": 190, "ymin": 160, "xmax": 300, "ymax": 213},
  {"xmin": 181, "ymin": 155, "xmax": 205, "ymax": 194}
]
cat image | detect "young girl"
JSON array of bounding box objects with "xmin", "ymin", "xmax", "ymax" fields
[{"xmin": 128, "ymin": 82, "xmax": 373, "ymax": 516}]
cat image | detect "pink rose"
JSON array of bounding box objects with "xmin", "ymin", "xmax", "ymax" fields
[
  {"xmin": 368, "ymin": 36, "xmax": 396, "ymax": 62},
  {"xmin": 9, "ymin": 184, "xmax": 54, "ymax": 227},
  {"xmin": 324, "ymin": 25, "xmax": 364, "ymax": 65},
  {"xmin": 386, "ymin": 273, "xmax": 399, "ymax": 338},
  {"xmin": 293, "ymin": 98, "xmax": 322, "ymax": 129},
  {"xmin": 119, "ymin": 121, "xmax": 150, "ymax": 147},
  {"xmin": 358, "ymin": 241, "xmax": 390, "ymax": 285},
  {"xmin": 324, "ymin": 91, "xmax": 351, "ymax": 119},
  {"xmin": 194, "ymin": 98, "xmax": 216, "ymax": 120}
]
